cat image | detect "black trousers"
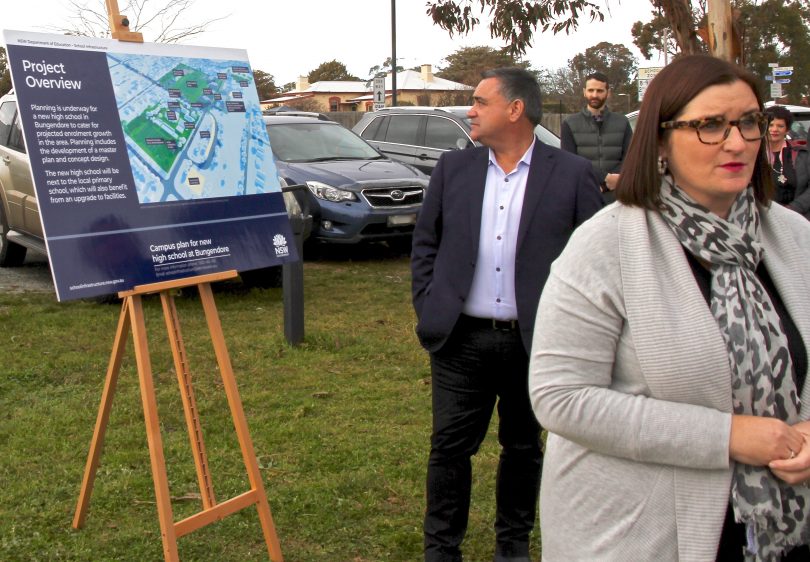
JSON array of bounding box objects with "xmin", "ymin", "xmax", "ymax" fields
[{"xmin": 424, "ymin": 315, "xmax": 543, "ymax": 562}]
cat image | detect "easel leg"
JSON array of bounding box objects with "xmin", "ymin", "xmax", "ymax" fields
[
  {"xmin": 198, "ymin": 283, "xmax": 284, "ymax": 562},
  {"xmin": 73, "ymin": 299, "xmax": 131, "ymax": 529},
  {"xmin": 128, "ymin": 295, "xmax": 180, "ymax": 561},
  {"xmin": 160, "ymin": 291, "xmax": 216, "ymax": 510}
]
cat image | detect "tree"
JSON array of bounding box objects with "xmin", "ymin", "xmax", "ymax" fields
[
  {"xmin": 569, "ymin": 42, "xmax": 638, "ymax": 102},
  {"xmin": 538, "ymin": 42, "xmax": 639, "ymax": 113},
  {"xmin": 308, "ymin": 60, "xmax": 358, "ymax": 83},
  {"xmin": 253, "ymin": 69, "xmax": 278, "ymax": 101},
  {"xmin": 436, "ymin": 45, "xmax": 529, "ymax": 87},
  {"xmin": 56, "ymin": 0, "xmax": 226, "ymax": 43},
  {"xmin": 368, "ymin": 58, "xmax": 404, "ymax": 80},
  {"xmin": 426, "ymin": 0, "xmax": 700, "ymax": 56},
  {"xmin": 632, "ymin": 0, "xmax": 810, "ymax": 101},
  {"xmin": 537, "ymin": 66, "xmax": 582, "ymax": 111},
  {"xmin": 0, "ymin": 48, "xmax": 11, "ymax": 97},
  {"xmin": 737, "ymin": 0, "xmax": 810, "ymax": 101}
]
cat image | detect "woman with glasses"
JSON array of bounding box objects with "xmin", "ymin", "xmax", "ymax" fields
[
  {"xmin": 764, "ymin": 105, "xmax": 810, "ymax": 219},
  {"xmin": 529, "ymin": 55, "xmax": 810, "ymax": 561}
]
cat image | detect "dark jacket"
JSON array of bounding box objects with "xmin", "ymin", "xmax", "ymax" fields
[
  {"xmin": 788, "ymin": 142, "xmax": 810, "ymax": 220},
  {"xmin": 560, "ymin": 108, "xmax": 633, "ymax": 182},
  {"xmin": 411, "ymin": 140, "xmax": 603, "ymax": 353}
]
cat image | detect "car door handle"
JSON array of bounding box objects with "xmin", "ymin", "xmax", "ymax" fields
[{"xmin": 1, "ymin": 155, "xmax": 10, "ymax": 165}]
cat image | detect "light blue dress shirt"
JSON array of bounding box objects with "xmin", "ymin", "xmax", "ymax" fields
[{"xmin": 462, "ymin": 139, "xmax": 535, "ymax": 321}]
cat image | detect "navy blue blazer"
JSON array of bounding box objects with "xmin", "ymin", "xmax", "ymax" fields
[{"xmin": 411, "ymin": 140, "xmax": 603, "ymax": 353}]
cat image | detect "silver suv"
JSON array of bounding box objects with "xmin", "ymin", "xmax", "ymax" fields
[
  {"xmin": 0, "ymin": 90, "xmax": 45, "ymax": 266},
  {"xmin": 353, "ymin": 106, "xmax": 560, "ymax": 175}
]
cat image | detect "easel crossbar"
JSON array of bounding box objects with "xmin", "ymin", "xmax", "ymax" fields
[{"xmin": 175, "ymin": 490, "xmax": 259, "ymax": 538}]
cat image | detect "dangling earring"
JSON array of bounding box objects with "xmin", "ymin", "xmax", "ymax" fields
[{"xmin": 657, "ymin": 156, "xmax": 668, "ymax": 175}]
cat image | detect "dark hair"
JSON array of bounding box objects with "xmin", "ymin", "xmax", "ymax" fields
[
  {"xmin": 585, "ymin": 72, "xmax": 610, "ymax": 90},
  {"xmin": 616, "ymin": 55, "xmax": 773, "ymax": 208},
  {"xmin": 765, "ymin": 105, "xmax": 794, "ymax": 128},
  {"xmin": 481, "ymin": 67, "xmax": 543, "ymax": 126}
]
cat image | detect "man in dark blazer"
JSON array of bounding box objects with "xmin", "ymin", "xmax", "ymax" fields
[{"xmin": 411, "ymin": 67, "xmax": 603, "ymax": 562}]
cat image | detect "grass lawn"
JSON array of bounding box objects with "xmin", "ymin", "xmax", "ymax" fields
[{"xmin": 0, "ymin": 252, "xmax": 540, "ymax": 561}]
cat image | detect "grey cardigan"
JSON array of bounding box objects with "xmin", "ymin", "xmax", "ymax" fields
[{"xmin": 529, "ymin": 202, "xmax": 810, "ymax": 561}]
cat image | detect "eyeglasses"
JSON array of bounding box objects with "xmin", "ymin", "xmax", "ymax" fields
[{"xmin": 659, "ymin": 111, "xmax": 769, "ymax": 145}]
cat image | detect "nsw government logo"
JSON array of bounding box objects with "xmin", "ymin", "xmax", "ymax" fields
[{"xmin": 273, "ymin": 234, "xmax": 289, "ymax": 257}]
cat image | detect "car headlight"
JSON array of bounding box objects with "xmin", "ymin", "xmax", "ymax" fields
[{"xmin": 306, "ymin": 181, "xmax": 357, "ymax": 202}]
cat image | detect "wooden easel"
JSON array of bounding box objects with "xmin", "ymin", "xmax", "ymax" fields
[
  {"xmin": 72, "ymin": 6, "xmax": 283, "ymax": 559},
  {"xmin": 72, "ymin": 271, "xmax": 283, "ymax": 561}
]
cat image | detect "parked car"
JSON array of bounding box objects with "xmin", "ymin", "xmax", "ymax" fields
[
  {"xmin": 264, "ymin": 113, "xmax": 429, "ymax": 244},
  {"xmin": 352, "ymin": 106, "xmax": 560, "ymax": 175},
  {"xmin": 0, "ymin": 90, "xmax": 307, "ymax": 289},
  {"xmin": 627, "ymin": 103, "xmax": 810, "ymax": 144},
  {"xmin": 0, "ymin": 90, "xmax": 45, "ymax": 266}
]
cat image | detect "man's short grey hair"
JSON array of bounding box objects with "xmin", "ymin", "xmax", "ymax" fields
[{"xmin": 481, "ymin": 67, "xmax": 543, "ymax": 126}]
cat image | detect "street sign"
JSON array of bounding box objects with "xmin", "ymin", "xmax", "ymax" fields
[
  {"xmin": 774, "ymin": 66, "xmax": 793, "ymax": 72},
  {"xmin": 765, "ymin": 75, "xmax": 773, "ymax": 81},
  {"xmin": 373, "ymin": 77, "xmax": 385, "ymax": 111},
  {"xmin": 637, "ymin": 66, "xmax": 663, "ymax": 100},
  {"xmin": 768, "ymin": 62, "xmax": 779, "ymax": 67},
  {"xmin": 775, "ymin": 78, "xmax": 791, "ymax": 84},
  {"xmin": 770, "ymin": 83, "xmax": 783, "ymax": 98},
  {"xmin": 773, "ymin": 70, "xmax": 793, "ymax": 77}
]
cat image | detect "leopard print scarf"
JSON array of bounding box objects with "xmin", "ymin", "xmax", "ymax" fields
[{"xmin": 659, "ymin": 178, "xmax": 810, "ymax": 561}]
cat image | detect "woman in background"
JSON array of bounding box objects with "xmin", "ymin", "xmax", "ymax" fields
[
  {"xmin": 764, "ymin": 105, "xmax": 810, "ymax": 219},
  {"xmin": 530, "ymin": 55, "xmax": 810, "ymax": 561}
]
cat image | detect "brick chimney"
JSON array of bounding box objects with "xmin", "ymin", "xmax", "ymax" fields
[
  {"xmin": 296, "ymin": 75, "xmax": 310, "ymax": 92},
  {"xmin": 420, "ymin": 64, "xmax": 433, "ymax": 83}
]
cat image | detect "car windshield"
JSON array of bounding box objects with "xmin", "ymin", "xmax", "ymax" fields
[{"xmin": 266, "ymin": 122, "xmax": 383, "ymax": 162}]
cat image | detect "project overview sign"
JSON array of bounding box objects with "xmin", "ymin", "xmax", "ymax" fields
[{"xmin": 3, "ymin": 30, "xmax": 296, "ymax": 301}]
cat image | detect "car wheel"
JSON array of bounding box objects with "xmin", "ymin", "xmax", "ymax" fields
[
  {"xmin": 240, "ymin": 266, "xmax": 283, "ymax": 289},
  {"xmin": 0, "ymin": 204, "xmax": 27, "ymax": 267}
]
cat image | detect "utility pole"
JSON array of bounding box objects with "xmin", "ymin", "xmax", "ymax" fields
[{"xmin": 391, "ymin": 0, "xmax": 397, "ymax": 106}]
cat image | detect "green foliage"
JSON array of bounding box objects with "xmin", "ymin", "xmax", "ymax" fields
[
  {"xmin": 631, "ymin": 0, "xmax": 810, "ymax": 101},
  {"xmin": 0, "ymin": 258, "xmax": 530, "ymax": 560},
  {"xmin": 436, "ymin": 45, "xmax": 529, "ymax": 87},
  {"xmin": 738, "ymin": 0, "xmax": 810, "ymax": 101},
  {"xmin": 307, "ymin": 60, "xmax": 359, "ymax": 83},
  {"xmin": 538, "ymin": 42, "xmax": 639, "ymax": 112},
  {"xmin": 368, "ymin": 58, "xmax": 405, "ymax": 80},
  {"xmin": 427, "ymin": 0, "xmax": 605, "ymax": 55},
  {"xmin": 570, "ymin": 41, "xmax": 638, "ymax": 99},
  {"xmin": 253, "ymin": 69, "xmax": 278, "ymax": 101}
]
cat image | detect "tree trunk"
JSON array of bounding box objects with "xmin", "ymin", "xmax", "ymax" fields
[{"xmin": 659, "ymin": 0, "xmax": 702, "ymax": 54}]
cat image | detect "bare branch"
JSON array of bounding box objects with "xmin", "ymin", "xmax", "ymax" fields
[{"xmin": 49, "ymin": 0, "xmax": 229, "ymax": 44}]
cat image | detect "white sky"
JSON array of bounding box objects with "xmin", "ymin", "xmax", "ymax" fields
[{"xmin": 3, "ymin": 0, "xmax": 665, "ymax": 85}]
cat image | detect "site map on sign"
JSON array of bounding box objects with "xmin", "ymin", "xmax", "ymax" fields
[{"xmin": 107, "ymin": 54, "xmax": 278, "ymax": 203}]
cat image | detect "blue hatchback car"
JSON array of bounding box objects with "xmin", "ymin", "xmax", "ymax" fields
[{"xmin": 263, "ymin": 114, "xmax": 429, "ymax": 244}]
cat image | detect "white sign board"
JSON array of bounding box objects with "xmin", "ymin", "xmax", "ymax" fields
[
  {"xmin": 373, "ymin": 77, "xmax": 385, "ymax": 111},
  {"xmin": 771, "ymin": 83, "xmax": 783, "ymax": 99},
  {"xmin": 637, "ymin": 66, "xmax": 664, "ymax": 101}
]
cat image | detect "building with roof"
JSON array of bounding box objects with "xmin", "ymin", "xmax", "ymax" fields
[{"xmin": 261, "ymin": 65, "xmax": 473, "ymax": 112}]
